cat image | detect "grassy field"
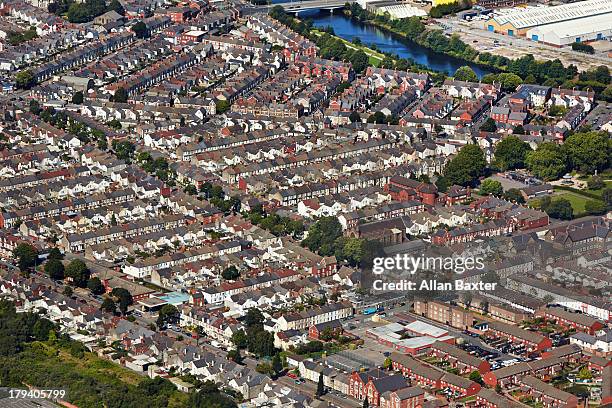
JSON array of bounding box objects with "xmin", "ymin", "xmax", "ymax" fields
[
  {"xmin": 56, "ymin": 347, "xmax": 144, "ymax": 386},
  {"xmin": 530, "ymin": 187, "xmax": 607, "ymax": 218},
  {"xmin": 1, "ymin": 341, "xmax": 189, "ymax": 408},
  {"xmin": 585, "ymin": 180, "xmax": 612, "ymax": 198},
  {"xmin": 311, "ymin": 29, "xmax": 385, "ymax": 66},
  {"xmin": 554, "ymin": 192, "xmax": 589, "ymax": 216},
  {"xmin": 530, "ymin": 192, "xmax": 588, "ymax": 216}
]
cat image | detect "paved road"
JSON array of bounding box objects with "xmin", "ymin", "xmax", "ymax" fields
[
  {"xmin": 363, "ymin": 305, "xmax": 515, "ymax": 362},
  {"xmin": 436, "ymin": 18, "xmax": 611, "ymax": 71},
  {"xmin": 489, "ymin": 174, "xmax": 528, "ymax": 191}
]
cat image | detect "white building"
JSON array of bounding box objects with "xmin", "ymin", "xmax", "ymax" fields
[{"xmin": 526, "ymin": 13, "xmax": 612, "ymax": 46}]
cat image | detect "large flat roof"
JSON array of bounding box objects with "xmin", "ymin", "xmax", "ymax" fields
[
  {"xmin": 526, "ymin": 13, "xmax": 612, "ymax": 38},
  {"xmin": 491, "ymin": 0, "xmax": 612, "ymax": 29}
]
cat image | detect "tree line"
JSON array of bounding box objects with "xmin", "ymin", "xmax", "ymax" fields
[
  {"xmin": 344, "ymin": 3, "xmax": 611, "ymax": 100},
  {"xmin": 269, "ymin": 6, "xmax": 370, "ymax": 74},
  {"xmin": 0, "ymin": 300, "xmax": 236, "ymax": 407}
]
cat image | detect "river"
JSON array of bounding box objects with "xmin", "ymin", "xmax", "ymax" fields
[{"xmin": 299, "ymin": 10, "xmax": 491, "ymax": 78}]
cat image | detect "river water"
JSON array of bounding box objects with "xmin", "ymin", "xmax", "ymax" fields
[{"xmin": 299, "ymin": 10, "xmax": 491, "ymax": 78}]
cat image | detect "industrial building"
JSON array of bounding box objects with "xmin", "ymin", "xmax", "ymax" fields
[
  {"xmin": 476, "ymin": 0, "xmax": 527, "ymax": 9},
  {"xmin": 364, "ymin": 0, "xmax": 427, "ymax": 18},
  {"xmin": 485, "ymin": 0, "xmax": 612, "ymax": 37},
  {"xmin": 526, "ymin": 13, "xmax": 612, "ymax": 46}
]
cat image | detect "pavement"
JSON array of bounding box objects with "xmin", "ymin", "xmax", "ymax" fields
[
  {"xmin": 346, "ymin": 304, "xmax": 516, "ymax": 363},
  {"xmin": 435, "ymin": 18, "xmax": 611, "ymax": 72},
  {"xmin": 489, "ymin": 174, "xmax": 528, "ymax": 191}
]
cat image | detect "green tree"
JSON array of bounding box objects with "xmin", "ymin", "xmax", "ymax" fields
[
  {"xmin": 545, "ymin": 198, "xmax": 573, "ymax": 220},
  {"xmin": 248, "ymin": 329, "xmax": 275, "ymax": 357},
  {"xmin": 349, "ymin": 50, "xmax": 369, "ymax": 73},
  {"xmin": 479, "ymin": 117, "xmax": 497, "ymax": 132},
  {"xmin": 496, "ymin": 72, "xmax": 523, "ymax": 92},
  {"xmin": 572, "ymin": 42, "xmax": 594, "ymax": 54},
  {"xmin": 65, "ymin": 259, "xmax": 90, "ymax": 287},
  {"xmin": 503, "ymin": 188, "xmax": 525, "ymax": 204},
  {"xmin": 71, "ymin": 91, "xmax": 84, "ymax": 104},
  {"xmin": 272, "ymin": 353, "xmax": 283, "ymax": 376},
  {"xmin": 603, "ymin": 188, "xmax": 612, "ymax": 207},
  {"xmin": 342, "ymin": 238, "xmax": 365, "ymax": 267},
  {"xmin": 453, "ymin": 66, "xmax": 478, "ymax": 82},
  {"xmin": 245, "ymin": 308, "xmax": 265, "ymax": 329},
  {"xmin": 108, "ymin": 0, "xmax": 125, "ymax": 15},
  {"xmin": 184, "ymin": 184, "xmax": 197, "ymax": 195},
  {"xmin": 112, "ymin": 140, "xmax": 135, "ymax": 161},
  {"xmin": 156, "ymin": 304, "xmax": 179, "ymax": 328},
  {"xmin": 469, "ymin": 370, "xmax": 482, "ymax": 383},
  {"xmin": 587, "ymin": 175, "xmax": 604, "ymax": 190},
  {"xmin": 15, "ymin": 70, "xmax": 35, "ymax": 89},
  {"xmin": 48, "ymin": 247, "xmax": 64, "ymax": 261},
  {"xmin": 227, "ymin": 349, "xmax": 243, "ymax": 363},
  {"xmin": 87, "ymin": 277, "xmax": 105, "ymax": 295},
  {"xmin": 513, "ymin": 125, "xmax": 525, "ymax": 135},
  {"xmin": 113, "ymin": 87, "xmax": 128, "ymax": 103},
  {"xmin": 221, "ymin": 265, "xmax": 240, "ymax": 280},
  {"xmin": 564, "ymin": 131, "xmax": 611, "ymax": 174},
  {"xmin": 67, "ymin": 3, "xmax": 91, "ymax": 22},
  {"xmin": 578, "ymin": 367, "xmax": 593, "ymax": 380},
  {"xmin": 493, "ymin": 135, "xmax": 531, "ymax": 170},
  {"xmin": 63, "ymin": 286, "xmax": 73, "ymax": 297},
  {"xmin": 137, "ymin": 377, "xmax": 176, "ymax": 398},
  {"xmin": 132, "ymin": 21, "xmax": 148, "ymax": 38},
  {"xmin": 383, "ymin": 357, "xmax": 392, "ymax": 369},
  {"xmin": 216, "ymin": 100, "xmax": 231, "ymax": 114},
  {"xmin": 443, "ymin": 144, "xmax": 487, "ymax": 187},
  {"xmin": 44, "ymin": 258, "xmax": 65, "ymax": 280},
  {"xmin": 110, "ymin": 287, "xmax": 133, "ymax": 314},
  {"xmin": 189, "ymin": 380, "xmax": 237, "ymax": 408},
  {"xmin": 107, "ymin": 119, "xmax": 122, "ymax": 130},
  {"xmin": 367, "ymin": 111, "xmax": 386, "ymax": 124},
  {"xmin": 525, "ymin": 142, "xmax": 567, "ymax": 181},
  {"xmin": 302, "ymin": 216, "xmax": 343, "ymax": 256},
  {"xmin": 479, "ymin": 179, "xmax": 503, "ymax": 196},
  {"xmin": 13, "ymin": 243, "xmax": 38, "ymax": 272},
  {"xmin": 585, "ymin": 200, "xmax": 606, "ymax": 215},
  {"xmin": 29, "ymin": 99, "xmax": 41, "ymax": 114},
  {"xmin": 316, "ymin": 372, "xmax": 324, "ymax": 397},
  {"xmin": 349, "ymin": 111, "xmax": 361, "ymax": 123},
  {"xmin": 435, "ymin": 175, "xmax": 450, "ymax": 193},
  {"xmin": 231, "ymin": 329, "xmax": 248, "ymax": 349}
]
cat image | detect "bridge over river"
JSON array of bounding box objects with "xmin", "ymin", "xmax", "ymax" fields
[{"xmin": 257, "ymin": 0, "xmax": 355, "ymax": 12}]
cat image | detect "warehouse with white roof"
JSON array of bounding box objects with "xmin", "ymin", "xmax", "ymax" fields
[
  {"xmin": 485, "ymin": 0, "xmax": 612, "ymax": 41},
  {"xmin": 526, "ymin": 13, "xmax": 612, "ymax": 46}
]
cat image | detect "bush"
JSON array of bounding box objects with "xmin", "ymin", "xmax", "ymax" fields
[
  {"xmin": 571, "ymin": 42, "xmax": 594, "ymax": 54},
  {"xmin": 585, "ymin": 200, "xmax": 606, "ymax": 215}
]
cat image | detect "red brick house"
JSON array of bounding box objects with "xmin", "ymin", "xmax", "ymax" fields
[
  {"xmin": 349, "ymin": 369, "xmax": 388, "ymax": 401},
  {"xmin": 363, "ymin": 375, "xmax": 409, "ymax": 406},
  {"xmin": 389, "ymin": 353, "xmax": 444, "ymax": 388},
  {"xmin": 483, "ymin": 362, "xmax": 531, "ymax": 388},
  {"xmin": 476, "ymin": 388, "xmax": 526, "ymax": 408},
  {"xmin": 385, "ymin": 176, "xmax": 438, "ymax": 206},
  {"xmin": 308, "ymin": 320, "xmax": 342, "ymax": 340},
  {"xmin": 486, "ymin": 321, "xmax": 552, "ymax": 352},
  {"xmin": 536, "ymin": 306, "xmax": 605, "ymax": 335},
  {"xmin": 379, "ymin": 386, "xmax": 424, "ymax": 408},
  {"xmin": 519, "ymin": 375, "xmax": 578, "ymax": 408},
  {"xmin": 444, "ymin": 185, "xmax": 471, "ymax": 205},
  {"xmin": 440, "ymin": 372, "xmax": 481, "ymax": 397},
  {"xmin": 429, "ymin": 341, "xmax": 491, "ymax": 374}
]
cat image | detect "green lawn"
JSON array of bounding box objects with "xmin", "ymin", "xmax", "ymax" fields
[
  {"xmin": 586, "ymin": 180, "xmax": 612, "ymax": 198},
  {"xmin": 554, "ymin": 192, "xmax": 588, "ymax": 216},
  {"xmin": 531, "ymin": 185, "xmax": 608, "ymax": 218},
  {"xmin": 311, "ymin": 29, "xmax": 385, "ymax": 66}
]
